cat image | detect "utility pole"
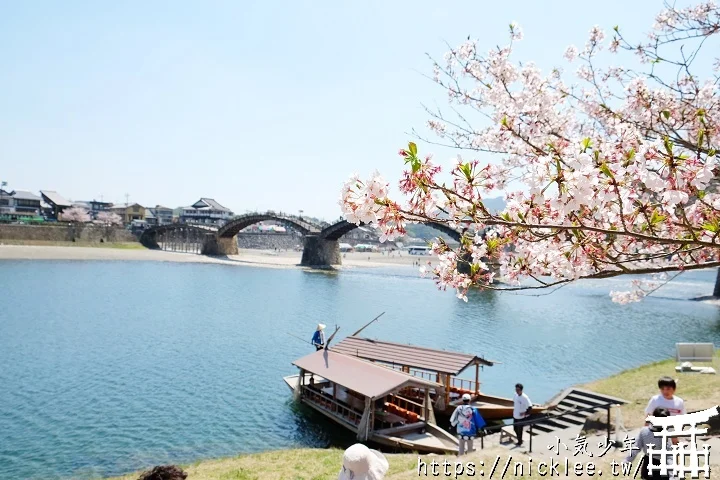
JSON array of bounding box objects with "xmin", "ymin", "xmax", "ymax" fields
[{"xmin": 124, "ymin": 193, "xmax": 130, "ymax": 206}]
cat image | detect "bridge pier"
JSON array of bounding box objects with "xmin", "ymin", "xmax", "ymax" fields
[
  {"xmin": 300, "ymin": 235, "xmax": 340, "ymax": 267},
  {"xmin": 140, "ymin": 230, "xmax": 160, "ymax": 249},
  {"xmin": 201, "ymin": 234, "xmax": 239, "ymax": 256}
]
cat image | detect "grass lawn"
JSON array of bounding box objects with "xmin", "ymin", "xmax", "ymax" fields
[
  {"xmin": 108, "ymin": 352, "xmax": 720, "ymax": 479},
  {"xmin": 584, "ymin": 350, "xmax": 719, "ymax": 428}
]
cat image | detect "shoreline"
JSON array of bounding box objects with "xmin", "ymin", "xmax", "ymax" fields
[
  {"xmin": 0, "ymin": 244, "xmax": 433, "ymax": 270},
  {"xmin": 107, "ymin": 351, "xmax": 719, "ymax": 479}
]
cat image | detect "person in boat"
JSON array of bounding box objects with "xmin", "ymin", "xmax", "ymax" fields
[
  {"xmin": 625, "ymin": 408, "xmax": 672, "ymax": 480},
  {"xmin": 450, "ymin": 393, "xmax": 485, "ymax": 456},
  {"xmin": 512, "ymin": 383, "xmax": 533, "ymax": 447},
  {"xmin": 338, "ymin": 443, "xmax": 388, "ymax": 480},
  {"xmin": 311, "ymin": 324, "xmax": 326, "ymax": 351},
  {"xmin": 137, "ymin": 465, "xmax": 187, "ymax": 480}
]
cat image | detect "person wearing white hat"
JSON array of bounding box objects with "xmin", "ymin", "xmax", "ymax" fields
[
  {"xmin": 311, "ymin": 323, "xmax": 326, "ymax": 351},
  {"xmin": 450, "ymin": 393, "xmax": 479, "ymax": 456},
  {"xmin": 338, "ymin": 443, "xmax": 389, "ymax": 480}
]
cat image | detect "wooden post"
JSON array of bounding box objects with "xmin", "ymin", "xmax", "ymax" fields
[
  {"xmin": 445, "ymin": 374, "xmax": 450, "ymax": 405},
  {"xmin": 474, "ymin": 363, "xmax": 480, "ymax": 395}
]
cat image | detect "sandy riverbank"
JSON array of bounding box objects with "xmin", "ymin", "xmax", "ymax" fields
[{"xmin": 0, "ymin": 245, "xmax": 435, "ymax": 270}]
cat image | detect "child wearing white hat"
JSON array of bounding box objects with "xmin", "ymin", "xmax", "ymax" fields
[{"xmin": 338, "ymin": 443, "xmax": 389, "ymax": 480}]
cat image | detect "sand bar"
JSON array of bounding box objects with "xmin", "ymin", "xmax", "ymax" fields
[{"xmin": 0, "ymin": 245, "xmax": 434, "ymax": 270}]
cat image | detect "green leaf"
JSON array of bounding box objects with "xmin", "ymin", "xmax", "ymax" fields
[
  {"xmin": 581, "ymin": 137, "xmax": 592, "ymax": 151},
  {"xmin": 702, "ymin": 222, "xmax": 718, "ymax": 233},
  {"xmin": 698, "ymin": 190, "xmax": 706, "ymax": 199},
  {"xmin": 460, "ymin": 163, "xmax": 473, "ymax": 181},
  {"xmin": 709, "ymin": 149, "xmax": 717, "ymax": 157},
  {"xmin": 698, "ymin": 129, "xmax": 705, "ymax": 146},
  {"xmin": 650, "ymin": 210, "xmax": 666, "ymax": 225},
  {"xmin": 662, "ymin": 110, "xmax": 670, "ymax": 120},
  {"xmin": 599, "ymin": 162, "xmax": 613, "ymax": 178},
  {"xmin": 408, "ymin": 142, "xmax": 417, "ymax": 156},
  {"xmin": 501, "ymin": 212, "xmax": 511, "ymax": 222},
  {"xmin": 501, "ymin": 116, "xmax": 509, "ymax": 128},
  {"xmin": 626, "ymin": 148, "xmax": 635, "ymax": 160},
  {"xmin": 663, "ymin": 136, "xmax": 674, "ymax": 155}
]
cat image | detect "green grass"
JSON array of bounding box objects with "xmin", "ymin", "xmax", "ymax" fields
[{"xmin": 584, "ymin": 350, "xmax": 719, "ymax": 428}]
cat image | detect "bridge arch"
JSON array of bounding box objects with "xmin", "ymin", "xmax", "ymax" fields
[
  {"xmin": 140, "ymin": 224, "xmax": 216, "ymax": 252},
  {"xmin": 319, "ymin": 220, "xmax": 463, "ymax": 242},
  {"xmin": 217, "ymin": 213, "xmax": 321, "ymax": 238}
]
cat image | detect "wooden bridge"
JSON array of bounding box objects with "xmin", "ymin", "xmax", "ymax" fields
[{"xmin": 139, "ymin": 212, "xmax": 462, "ymax": 267}]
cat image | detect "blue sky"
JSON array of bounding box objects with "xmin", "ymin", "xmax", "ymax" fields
[{"xmin": 1, "ymin": 0, "xmax": 665, "ymax": 220}]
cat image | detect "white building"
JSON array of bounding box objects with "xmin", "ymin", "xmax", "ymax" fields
[{"xmin": 180, "ymin": 198, "xmax": 233, "ymax": 226}]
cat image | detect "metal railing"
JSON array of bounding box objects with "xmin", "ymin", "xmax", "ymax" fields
[{"xmin": 479, "ymin": 402, "xmax": 618, "ymax": 453}]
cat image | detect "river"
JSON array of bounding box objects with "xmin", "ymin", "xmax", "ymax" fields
[{"xmin": 1, "ymin": 260, "xmax": 719, "ymax": 479}]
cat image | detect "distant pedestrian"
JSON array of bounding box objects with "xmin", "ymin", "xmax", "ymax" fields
[
  {"xmin": 138, "ymin": 465, "xmax": 187, "ymax": 480},
  {"xmin": 626, "ymin": 408, "xmax": 672, "ymax": 480},
  {"xmin": 513, "ymin": 383, "xmax": 532, "ymax": 447},
  {"xmin": 450, "ymin": 393, "xmax": 485, "ymax": 456},
  {"xmin": 312, "ymin": 323, "xmax": 326, "ymax": 351}
]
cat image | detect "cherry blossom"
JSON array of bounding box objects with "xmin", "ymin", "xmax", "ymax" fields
[
  {"xmin": 61, "ymin": 206, "xmax": 91, "ymax": 223},
  {"xmin": 94, "ymin": 211, "xmax": 123, "ymax": 226},
  {"xmin": 340, "ymin": 2, "xmax": 720, "ymax": 303}
]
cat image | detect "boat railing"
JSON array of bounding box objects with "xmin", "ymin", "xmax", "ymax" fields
[
  {"xmin": 387, "ymin": 365, "xmax": 481, "ymax": 394},
  {"xmin": 388, "ymin": 393, "xmax": 424, "ymax": 416},
  {"xmin": 449, "ymin": 377, "xmax": 480, "ymax": 394},
  {"xmin": 301, "ymin": 386, "xmax": 362, "ymax": 426}
]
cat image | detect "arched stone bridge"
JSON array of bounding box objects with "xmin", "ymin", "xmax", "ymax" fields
[{"xmin": 139, "ymin": 212, "xmax": 462, "ymax": 267}]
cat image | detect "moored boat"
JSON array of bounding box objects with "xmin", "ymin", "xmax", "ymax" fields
[
  {"xmin": 284, "ymin": 349, "xmax": 459, "ymax": 454},
  {"xmin": 332, "ymin": 336, "xmax": 548, "ymax": 420}
]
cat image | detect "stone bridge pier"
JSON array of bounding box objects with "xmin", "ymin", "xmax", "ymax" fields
[
  {"xmin": 300, "ymin": 235, "xmax": 340, "ymax": 267},
  {"xmin": 201, "ymin": 235, "xmax": 239, "ymax": 256}
]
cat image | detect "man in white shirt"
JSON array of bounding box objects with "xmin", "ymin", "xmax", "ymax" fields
[
  {"xmin": 645, "ymin": 377, "xmax": 685, "ymax": 416},
  {"xmin": 513, "ymin": 383, "xmax": 532, "ymax": 446}
]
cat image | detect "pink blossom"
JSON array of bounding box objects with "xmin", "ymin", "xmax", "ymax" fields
[
  {"xmin": 340, "ymin": 2, "xmax": 720, "ymax": 304},
  {"xmin": 564, "ymin": 45, "xmax": 579, "ymax": 62}
]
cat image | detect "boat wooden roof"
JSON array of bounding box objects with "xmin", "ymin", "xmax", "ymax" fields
[
  {"xmin": 292, "ymin": 350, "xmax": 440, "ymax": 400},
  {"xmin": 333, "ymin": 336, "xmax": 495, "ymax": 376}
]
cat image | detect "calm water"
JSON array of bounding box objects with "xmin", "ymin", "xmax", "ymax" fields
[{"xmin": 1, "ymin": 260, "xmax": 719, "ymax": 479}]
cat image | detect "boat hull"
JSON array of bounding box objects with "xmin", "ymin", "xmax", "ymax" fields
[{"xmin": 284, "ymin": 374, "xmax": 459, "ymax": 455}]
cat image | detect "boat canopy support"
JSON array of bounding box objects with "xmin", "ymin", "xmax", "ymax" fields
[{"xmin": 357, "ymin": 397, "xmax": 372, "ymax": 441}]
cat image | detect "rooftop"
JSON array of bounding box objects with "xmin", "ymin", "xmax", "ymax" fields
[
  {"xmin": 13, "ymin": 190, "xmax": 42, "ymax": 201},
  {"xmin": 40, "ymin": 190, "xmax": 72, "ymax": 207},
  {"xmin": 189, "ymin": 198, "xmax": 232, "ymax": 212},
  {"xmin": 292, "ymin": 350, "xmax": 440, "ymax": 400},
  {"xmin": 332, "ymin": 336, "xmax": 495, "ymax": 376}
]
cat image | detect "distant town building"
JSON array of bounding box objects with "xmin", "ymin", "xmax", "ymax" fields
[
  {"xmin": 180, "ymin": 198, "xmax": 233, "ymax": 226},
  {"xmin": 344, "ymin": 225, "xmax": 379, "ymax": 242},
  {"xmin": 0, "ymin": 189, "xmax": 42, "ymax": 221},
  {"xmin": 147, "ymin": 205, "xmax": 173, "ymax": 226},
  {"xmin": 108, "ymin": 203, "xmax": 146, "ymax": 224},
  {"xmin": 40, "ymin": 190, "xmax": 73, "ymax": 219}
]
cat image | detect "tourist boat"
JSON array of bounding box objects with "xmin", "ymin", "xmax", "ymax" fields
[
  {"xmin": 331, "ymin": 336, "xmax": 548, "ymax": 420},
  {"xmin": 284, "ymin": 349, "xmax": 459, "ymax": 454}
]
